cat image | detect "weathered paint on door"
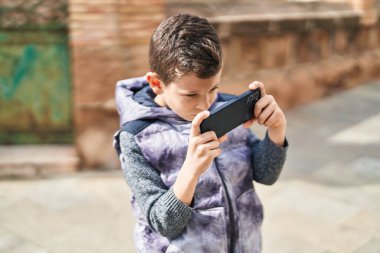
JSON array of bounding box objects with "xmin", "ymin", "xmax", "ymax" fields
[{"xmin": 0, "ymin": 1, "xmax": 72, "ymax": 144}]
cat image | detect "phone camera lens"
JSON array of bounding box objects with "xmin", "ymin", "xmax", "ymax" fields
[
  {"xmin": 247, "ymin": 92, "xmax": 259, "ymax": 107},
  {"xmin": 247, "ymin": 94, "xmax": 254, "ymax": 107},
  {"xmin": 252, "ymin": 92, "xmax": 259, "ymax": 100}
]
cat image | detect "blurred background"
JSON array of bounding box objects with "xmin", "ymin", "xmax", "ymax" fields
[{"xmin": 0, "ymin": 0, "xmax": 379, "ymax": 252}]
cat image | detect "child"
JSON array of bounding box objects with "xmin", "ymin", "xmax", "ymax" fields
[{"xmin": 113, "ymin": 14, "xmax": 288, "ymax": 253}]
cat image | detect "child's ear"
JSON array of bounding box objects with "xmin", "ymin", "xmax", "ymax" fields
[{"xmin": 145, "ymin": 72, "xmax": 164, "ymax": 95}]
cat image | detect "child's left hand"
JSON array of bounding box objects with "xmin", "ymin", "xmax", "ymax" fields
[{"xmin": 243, "ymin": 81, "xmax": 287, "ymax": 146}]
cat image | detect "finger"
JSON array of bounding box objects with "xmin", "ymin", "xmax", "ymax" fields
[
  {"xmin": 263, "ymin": 109, "xmax": 279, "ymax": 128},
  {"xmin": 200, "ymin": 131, "xmax": 218, "ymax": 143},
  {"xmin": 254, "ymin": 95, "xmax": 274, "ymax": 118},
  {"xmin": 191, "ymin": 111, "xmax": 210, "ymax": 137},
  {"xmin": 257, "ymin": 102, "xmax": 276, "ymax": 125},
  {"xmin": 209, "ymin": 148, "xmax": 222, "ymax": 158},
  {"xmin": 243, "ymin": 119, "xmax": 254, "ymax": 128},
  {"xmin": 201, "ymin": 140, "xmax": 220, "ymax": 151},
  {"xmin": 193, "ymin": 131, "xmax": 218, "ymax": 145},
  {"xmin": 218, "ymin": 134, "xmax": 228, "ymax": 143},
  {"xmin": 245, "ymin": 118, "xmax": 257, "ymax": 127},
  {"xmin": 248, "ymin": 81, "xmax": 266, "ymax": 97}
]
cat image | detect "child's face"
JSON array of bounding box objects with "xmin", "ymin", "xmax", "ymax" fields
[{"xmin": 157, "ymin": 70, "xmax": 222, "ymax": 122}]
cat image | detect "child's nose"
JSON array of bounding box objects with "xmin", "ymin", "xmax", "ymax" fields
[{"xmin": 196, "ymin": 98, "xmax": 211, "ymax": 110}]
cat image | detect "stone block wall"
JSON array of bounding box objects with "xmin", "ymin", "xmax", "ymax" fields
[
  {"xmin": 69, "ymin": 0, "xmax": 164, "ymax": 168},
  {"xmin": 69, "ymin": 0, "xmax": 380, "ymax": 168},
  {"xmin": 211, "ymin": 11, "xmax": 380, "ymax": 108}
]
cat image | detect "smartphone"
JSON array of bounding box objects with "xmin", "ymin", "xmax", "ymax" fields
[{"xmin": 200, "ymin": 88, "xmax": 261, "ymax": 138}]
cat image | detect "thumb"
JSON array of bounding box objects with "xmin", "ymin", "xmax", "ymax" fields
[{"xmin": 190, "ymin": 111, "xmax": 210, "ymax": 137}]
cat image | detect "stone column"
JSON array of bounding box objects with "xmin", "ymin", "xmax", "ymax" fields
[
  {"xmin": 68, "ymin": 0, "xmax": 165, "ymax": 168},
  {"xmin": 350, "ymin": 0, "xmax": 378, "ymax": 25}
]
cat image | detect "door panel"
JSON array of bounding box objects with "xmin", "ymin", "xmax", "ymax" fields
[{"xmin": 0, "ymin": 1, "xmax": 72, "ymax": 144}]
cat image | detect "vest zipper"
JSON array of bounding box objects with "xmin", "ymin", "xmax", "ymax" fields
[{"xmin": 214, "ymin": 158, "xmax": 235, "ymax": 253}]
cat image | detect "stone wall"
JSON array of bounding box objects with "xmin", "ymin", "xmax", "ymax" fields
[
  {"xmin": 211, "ymin": 10, "xmax": 380, "ymax": 109},
  {"xmin": 69, "ymin": 0, "xmax": 380, "ymax": 168},
  {"xmin": 68, "ymin": 0, "xmax": 164, "ymax": 168}
]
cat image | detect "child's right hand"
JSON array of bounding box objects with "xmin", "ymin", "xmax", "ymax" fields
[
  {"xmin": 183, "ymin": 111, "xmax": 228, "ymax": 178},
  {"xmin": 173, "ymin": 111, "xmax": 227, "ymax": 205}
]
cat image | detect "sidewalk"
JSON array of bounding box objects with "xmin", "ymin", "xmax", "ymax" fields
[{"xmin": 1, "ymin": 81, "xmax": 379, "ymax": 253}]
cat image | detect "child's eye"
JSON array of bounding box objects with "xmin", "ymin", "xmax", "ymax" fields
[
  {"xmin": 211, "ymin": 87, "xmax": 218, "ymax": 92},
  {"xmin": 186, "ymin": 94, "xmax": 197, "ymax": 97}
]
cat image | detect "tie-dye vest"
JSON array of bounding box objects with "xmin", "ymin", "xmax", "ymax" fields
[{"xmin": 114, "ymin": 77, "xmax": 264, "ymax": 253}]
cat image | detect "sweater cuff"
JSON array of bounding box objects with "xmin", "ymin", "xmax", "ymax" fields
[
  {"xmin": 263, "ymin": 131, "xmax": 289, "ymax": 156},
  {"xmin": 164, "ymin": 187, "xmax": 194, "ymax": 216}
]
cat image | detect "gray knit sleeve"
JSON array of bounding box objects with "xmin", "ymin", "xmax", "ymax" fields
[
  {"xmin": 119, "ymin": 131, "xmax": 194, "ymax": 239},
  {"xmin": 248, "ymin": 130, "xmax": 288, "ymax": 185}
]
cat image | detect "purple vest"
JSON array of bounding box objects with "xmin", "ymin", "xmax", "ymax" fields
[{"xmin": 115, "ymin": 77, "xmax": 263, "ymax": 253}]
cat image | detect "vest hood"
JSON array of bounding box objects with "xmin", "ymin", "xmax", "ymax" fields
[{"xmin": 115, "ymin": 76, "xmax": 180, "ymax": 127}]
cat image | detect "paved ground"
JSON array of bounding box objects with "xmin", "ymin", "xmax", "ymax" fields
[{"xmin": 0, "ymin": 81, "xmax": 379, "ymax": 253}]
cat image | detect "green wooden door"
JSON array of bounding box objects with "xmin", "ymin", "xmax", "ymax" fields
[{"xmin": 0, "ymin": 0, "xmax": 72, "ymax": 144}]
